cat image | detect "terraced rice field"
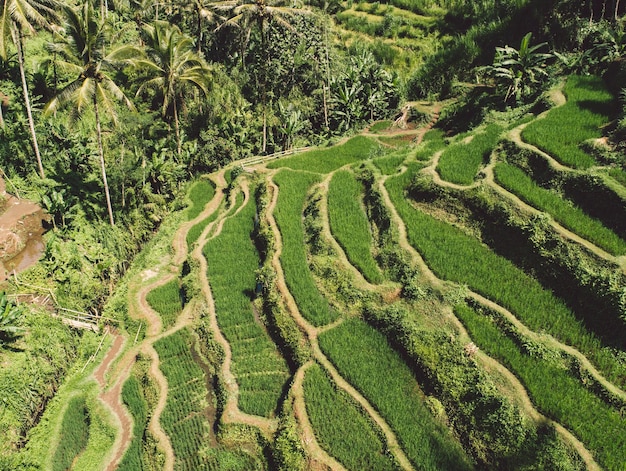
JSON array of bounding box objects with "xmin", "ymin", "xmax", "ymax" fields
[{"xmin": 80, "ymin": 73, "xmax": 626, "ymax": 471}]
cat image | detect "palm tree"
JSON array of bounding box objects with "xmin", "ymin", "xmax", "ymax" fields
[
  {"xmin": 0, "ymin": 0, "xmax": 60, "ymax": 179},
  {"xmin": 174, "ymin": 0, "xmax": 223, "ymax": 53},
  {"xmin": 44, "ymin": 1, "xmax": 139, "ymax": 226},
  {"xmin": 213, "ymin": 0, "xmax": 308, "ymax": 153},
  {"xmin": 135, "ymin": 20, "xmax": 211, "ymax": 155},
  {"xmin": 479, "ymin": 32, "xmax": 553, "ymax": 104}
]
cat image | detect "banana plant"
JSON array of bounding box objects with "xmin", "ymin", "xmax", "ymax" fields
[{"xmin": 0, "ymin": 292, "xmax": 24, "ymax": 347}]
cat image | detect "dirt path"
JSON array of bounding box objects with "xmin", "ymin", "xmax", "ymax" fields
[
  {"xmin": 291, "ymin": 362, "xmax": 347, "ymax": 471},
  {"xmin": 317, "ymin": 174, "xmax": 381, "ymax": 293},
  {"xmin": 376, "ymin": 175, "xmax": 602, "ymax": 470},
  {"xmin": 93, "ymin": 170, "xmax": 228, "ymax": 470},
  {"xmin": 265, "ymin": 175, "xmax": 415, "ymax": 471},
  {"xmin": 191, "ymin": 179, "xmax": 278, "ymax": 438}
]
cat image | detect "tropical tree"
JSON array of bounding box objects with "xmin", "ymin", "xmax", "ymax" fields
[
  {"xmin": 135, "ymin": 20, "xmax": 211, "ymax": 155},
  {"xmin": 478, "ymin": 32, "xmax": 553, "ymax": 104},
  {"xmin": 44, "ymin": 1, "xmax": 140, "ymax": 226},
  {"xmin": 213, "ymin": 0, "xmax": 309, "ymax": 153},
  {"xmin": 0, "ymin": 0, "xmax": 60, "ymax": 178}
]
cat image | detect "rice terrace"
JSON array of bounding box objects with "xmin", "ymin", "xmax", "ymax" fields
[{"xmin": 1, "ymin": 0, "xmax": 626, "ymax": 470}]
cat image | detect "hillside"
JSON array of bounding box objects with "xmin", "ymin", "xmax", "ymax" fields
[
  {"xmin": 4, "ymin": 73, "xmax": 624, "ymax": 469},
  {"xmin": 2, "ymin": 0, "xmax": 626, "ymax": 469}
]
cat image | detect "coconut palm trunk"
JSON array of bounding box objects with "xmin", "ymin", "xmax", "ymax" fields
[
  {"xmin": 93, "ymin": 94, "xmax": 115, "ymax": 226},
  {"xmin": 13, "ymin": 27, "xmax": 44, "ymax": 178}
]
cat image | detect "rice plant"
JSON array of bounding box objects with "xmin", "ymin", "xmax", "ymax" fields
[
  {"xmin": 118, "ymin": 377, "xmax": 148, "ymax": 470},
  {"xmin": 437, "ymin": 124, "xmax": 502, "ymax": 185},
  {"xmin": 522, "ymin": 75, "xmax": 616, "ymax": 169},
  {"xmin": 328, "ymin": 171, "xmax": 383, "ymax": 283},
  {"xmin": 186, "ymin": 179, "xmax": 215, "ymax": 221},
  {"xmin": 273, "ymin": 170, "xmax": 338, "ymax": 326},
  {"xmin": 267, "ymin": 136, "xmax": 379, "ymax": 174},
  {"xmin": 303, "ymin": 363, "xmax": 400, "ymax": 471},
  {"xmin": 372, "ymin": 150, "xmax": 409, "ymax": 175},
  {"xmin": 203, "ymin": 191, "xmax": 290, "ymax": 417},
  {"xmin": 385, "ymin": 167, "xmax": 625, "ymax": 387},
  {"xmin": 494, "ymin": 163, "xmax": 626, "ymax": 255},
  {"xmin": 319, "ymin": 319, "xmax": 473, "ymax": 470},
  {"xmin": 415, "ymin": 128, "xmax": 447, "ymax": 161},
  {"xmin": 146, "ymin": 278, "xmax": 183, "ymax": 329},
  {"xmin": 154, "ymin": 328, "xmax": 212, "ymax": 468},
  {"xmin": 52, "ymin": 395, "xmax": 90, "ymax": 471},
  {"xmin": 455, "ymin": 304, "xmax": 626, "ymax": 471},
  {"xmin": 187, "ymin": 191, "xmax": 244, "ymax": 249}
]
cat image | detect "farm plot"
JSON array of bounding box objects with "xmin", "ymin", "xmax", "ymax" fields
[
  {"xmin": 118, "ymin": 377, "xmax": 148, "ymax": 470},
  {"xmin": 494, "ymin": 163, "xmax": 626, "ymax": 255},
  {"xmin": 52, "ymin": 395, "xmax": 90, "ymax": 471},
  {"xmin": 455, "ymin": 304, "xmax": 626, "ymax": 471},
  {"xmin": 203, "ymin": 190, "xmax": 290, "ymax": 417},
  {"xmin": 303, "ymin": 363, "xmax": 400, "ymax": 471},
  {"xmin": 436, "ymin": 124, "xmax": 502, "ymax": 185},
  {"xmin": 186, "ymin": 179, "xmax": 215, "ymax": 221},
  {"xmin": 415, "ymin": 128, "xmax": 446, "ymax": 161},
  {"xmin": 328, "ymin": 170, "xmax": 383, "ymax": 284},
  {"xmin": 273, "ymin": 170, "xmax": 338, "ymax": 326},
  {"xmin": 386, "ymin": 168, "xmax": 626, "ymax": 387},
  {"xmin": 146, "ymin": 278, "xmax": 183, "ymax": 329},
  {"xmin": 318, "ymin": 318, "xmax": 472, "ymax": 470},
  {"xmin": 522, "ymin": 75, "xmax": 616, "ymax": 169},
  {"xmin": 267, "ymin": 136, "xmax": 378, "ymax": 174},
  {"xmin": 372, "ymin": 149, "xmax": 409, "ymax": 175},
  {"xmin": 187, "ymin": 190, "xmax": 243, "ymax": 248},
  {"xmin": 154, "ymin": 328, "xmax": 212, "ymax": 469}
]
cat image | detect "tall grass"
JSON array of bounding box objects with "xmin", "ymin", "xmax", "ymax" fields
[
  {"xmin": 522, "ymin": 75, "xmax": 616, "ymax": 169},
  {"xmin": 187, "ymin": 191, "xmax": 243, "ymax": 249},
  {"xmin": 372, "ymin": 149, "xmax": 408, "ymax": 175},
  {"xmin": 186, "ymin": 179, "xmax": 215, "ymax": 221},
  {"xmin": 267, "ymin": 136, "xmax": 379, "ymax": 174},
  {"xmin": 146, "ymin": 278, "xmax": 183, "ymax": 329},
  {"xmin": 415, "ymin": 128, "xmax": 446, "ymax": 161},
  {"xmin": 154, "ymin": 328, "xmax": 212, "ymax": 468},
  {"xmin": 319, "ymin": 319, "xmax": 472, "ymax": 470},
  {"xmin": 437, "ymin": 124, "xmax": 502, "ymax": 185},
  {"xmin": 52, "ymin": 395, "xmax": 90, "ymax": 471},
  {"xmin": 118, "ymin": 377, "xmax": 148, "ymax": 470},
  {"xmin": 273, "ymin": 170, "xmax": 337, "ymax": 326},
  {"xmin": 385, "ymin": 168, "xmax": 625, "ymax": 386},
  {"xmin": 494, "ymin": 163, "xmax": 626, "ymax": 255},
  {"xmin": 303, "ymin": 363, "xmax": 400, "ymax": 471},
  {"xmin": 203, "ymin": 191, "xmax": 289, "ymax": 417},
  {"xmin": 455, "ymin": 304, "xmax": 626, "ymax": 471},
  {"xmin": 328, "ymin": 171, "xmax": 383, "ymax": 283}
]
